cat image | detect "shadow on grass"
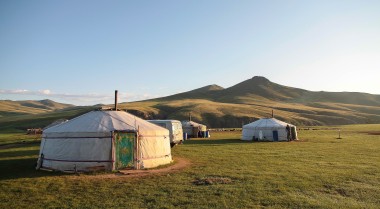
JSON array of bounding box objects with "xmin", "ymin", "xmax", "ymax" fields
[
  {"xmin": 0, "ymin": 142, "xmax": 69, "ymax": 180},
  {"xmin": 0, "ymin": 149, "xmax": 39, "ymax": 158},
  {"xmin": 0, "ymin": 158, "xmax": 70, "ymax": 180},
  {"xmin": 0, "ymin": 141, "xmax": 41, "ymax": 150},
  {"xmin": 0, "ymin": 142, "xmax": 40, "ymax": 159}
]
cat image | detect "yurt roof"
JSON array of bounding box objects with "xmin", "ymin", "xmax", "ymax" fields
[
  {"xmin": 243, "ymin": 118, "xmax": 294, "ymax": 129},
  {"xmin": 43, "ymin": 119, "xmax": 69, "ymax": 130},
  {"xmin": 43, "ymin": 110, "xmax": 169, "ymax": 137},
  {"xmin": 181, "ymin": 120, "xmax": 206, "ymax": 127}
]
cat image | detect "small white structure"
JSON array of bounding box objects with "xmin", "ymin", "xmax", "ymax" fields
[
  {"xmin": 181, "ymin": 120, "xmax": 207, "ymax": 138},
  {"xmin": 36, "ymin": 110, "xmax": 172, "ymax": 172},
  {"xmin": 241, "ymin": 118, "xmax": 297, "ymax": 142},
  {"xmin": 147, "ymin": 120, "xmax": 183, "ymax": 147}
]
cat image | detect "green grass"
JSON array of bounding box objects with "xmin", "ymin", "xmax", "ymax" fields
[
  {"xmin": 1, "ymin": 124, "xmax": 380, "ymax": 208},
  {"xmin": 0, "ymin": 131, "xmax": 41, "ymax": 145}
]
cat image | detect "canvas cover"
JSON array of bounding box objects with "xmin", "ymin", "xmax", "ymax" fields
[
  {"xmin": 241, "ymin": 118, "xmax": 296, "ymax": 141},
  {"xmin": 38, "ymin": 111, "xmax": 172, "ymax": 171}
]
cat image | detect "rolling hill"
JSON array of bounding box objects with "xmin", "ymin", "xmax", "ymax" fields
[
  {"xmin": 0, "ymin": 100, "xmax": 94, "ymax": 131},
  {"xmin": 0, "ymin": 99, "xmax": 74, "ymax": 117},
  {"xmin": 1, "ymin": 76, "xmax": 380, "ymax": 130}
]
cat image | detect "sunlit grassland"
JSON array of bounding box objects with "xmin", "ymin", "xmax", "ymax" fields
[
  {"xmin": 0, "ymin": 100, "xmax": 73, "ymax": 116},
  {"xmin": 121, "ymin": 99, "xmax": 380, "ymax": 127},
  {"xmin": 0, "ymin": 124, "xmax": 379, "ymax": 208}
]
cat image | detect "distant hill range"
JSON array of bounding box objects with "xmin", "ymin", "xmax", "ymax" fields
[
  {"xmin": 0, "ymin": 100, "xmax": 94, "ymax": 131},
  {"xmin": 1, "ymin": 76, "xmax": 380, "ymax": 130},
  {"xmin": 0, "ymin": 99, "xmax": 74, "ymax": 117},
  {"xmin": 120, "ymin": 76, "xmax": 380, "ymax": 127},
  {"xmin": 158, "ymin": 76, "xmax": 380, "ymax": 105}
]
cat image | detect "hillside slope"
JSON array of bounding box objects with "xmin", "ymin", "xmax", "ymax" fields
[
  {"xmin": 119, "ymin": 76, "xmax": 380, "ymax": 127},
  {"xmin": 0, "ymin": 99, "xmax": 74, "ymax": 117},
  {"xmin": 156, "ymin": 84, "xmax": 224, "ymax": 101},
  {"xmin": 1, "ymin": 76, "xmax": 379, "ymax": 130}
]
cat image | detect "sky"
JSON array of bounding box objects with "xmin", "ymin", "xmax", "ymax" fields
[{"xmin": 1, "ymin": 0, "xmax": 379, "ymax": 105}]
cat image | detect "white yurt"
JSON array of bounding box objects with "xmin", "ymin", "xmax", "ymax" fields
[
  {"xmin": 241, "ymin": 118, "xmax": 297, "ymax": 142},
  {"xmin": 36, "ymin": 110, "xmax": 172, "ymax": 172},
  {"xmin": 181, "ymin": 120, "xmax": 207, "ymax": 138}
]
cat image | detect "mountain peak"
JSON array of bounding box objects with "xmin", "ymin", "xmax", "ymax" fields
[
  {"xmin": 39, "ymin": 99, "xmax": 59, "ymax": 107},
  {"xmin": 205, "ymin": 84, "xmax": 224, "ymax": 91},
  {"xmin": 188, "ymin": 84, "xmax": 224, "ymax": 94},
  {"xmin": 251, "ymin": 76, "xmax": 270, "ymax": 84}
]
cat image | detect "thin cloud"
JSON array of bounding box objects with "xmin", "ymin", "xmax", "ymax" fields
[
  {"xmin": 0, "ymin": 89, "xmax": 163, "ymax": 105},
  {"xmin": 0, "ymin": 89, "xmax": 30, "ymax": 94},
  {"xmin": 39, "ymin": 89, "xmax": 51, "ymax": 95}
]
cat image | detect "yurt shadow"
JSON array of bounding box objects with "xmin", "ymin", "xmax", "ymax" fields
[
  {"xmin": 0, "ymin": 149, "xmax": 38, "ymax": 158},
  {"xmin": 0, "ymin": 157, "xmax": 70, "ymax": 180},
  {"xmin": 0, "ymin": 141, "xmax": 39, "ymax": 153},
  {"xmin": 0, "ymin": 142, "xmax": 66, "ymax": 180}
]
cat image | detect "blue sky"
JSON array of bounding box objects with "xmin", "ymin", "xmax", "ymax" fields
[{"xmin": 1, "ymin": 0, "xmax": 379, "ymax": 105}]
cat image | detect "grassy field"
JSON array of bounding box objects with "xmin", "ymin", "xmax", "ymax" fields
[{"xmin": 0, "ymin": 124, "xmax": 379, "ymax": 208}]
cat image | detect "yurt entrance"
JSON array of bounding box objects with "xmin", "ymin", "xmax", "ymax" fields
[
  {"xmin": 113, "ymin": 131, "xmax": 137, "ymax": 170},
  {"xmin": 273, "ymin": 130, "xmax": 279, "ymax": 141}
]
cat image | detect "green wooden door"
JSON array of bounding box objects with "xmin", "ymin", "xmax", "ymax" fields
[{"xmin": 114, "ymin": 132, "xmax": 135, "ymax": 169}]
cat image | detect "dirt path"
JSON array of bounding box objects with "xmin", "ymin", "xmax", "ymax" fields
[{"xmin": 74, "ymin": 157, "xmax": 191, "ymax": 179}]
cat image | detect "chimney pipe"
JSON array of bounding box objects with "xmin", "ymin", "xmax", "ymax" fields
[
  {"xmin": 114, "ymin": 90, "xmax": 118, "ymax": 111},
  {"xmin": 271, "ymin": 109, "xmax": 274, "ymax": 118},
  {"xmin": 189, "ymin": 112, "xmax": 191, "ymax": 121}
]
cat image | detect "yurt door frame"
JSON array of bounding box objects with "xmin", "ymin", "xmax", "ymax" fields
[
  {"xmin": 112, "ymin": 131, "xmax": 138, "ymax": 170},
  {"xmin": 272, "ymin": 130, "xmax": 279, "ymax": 142}
]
